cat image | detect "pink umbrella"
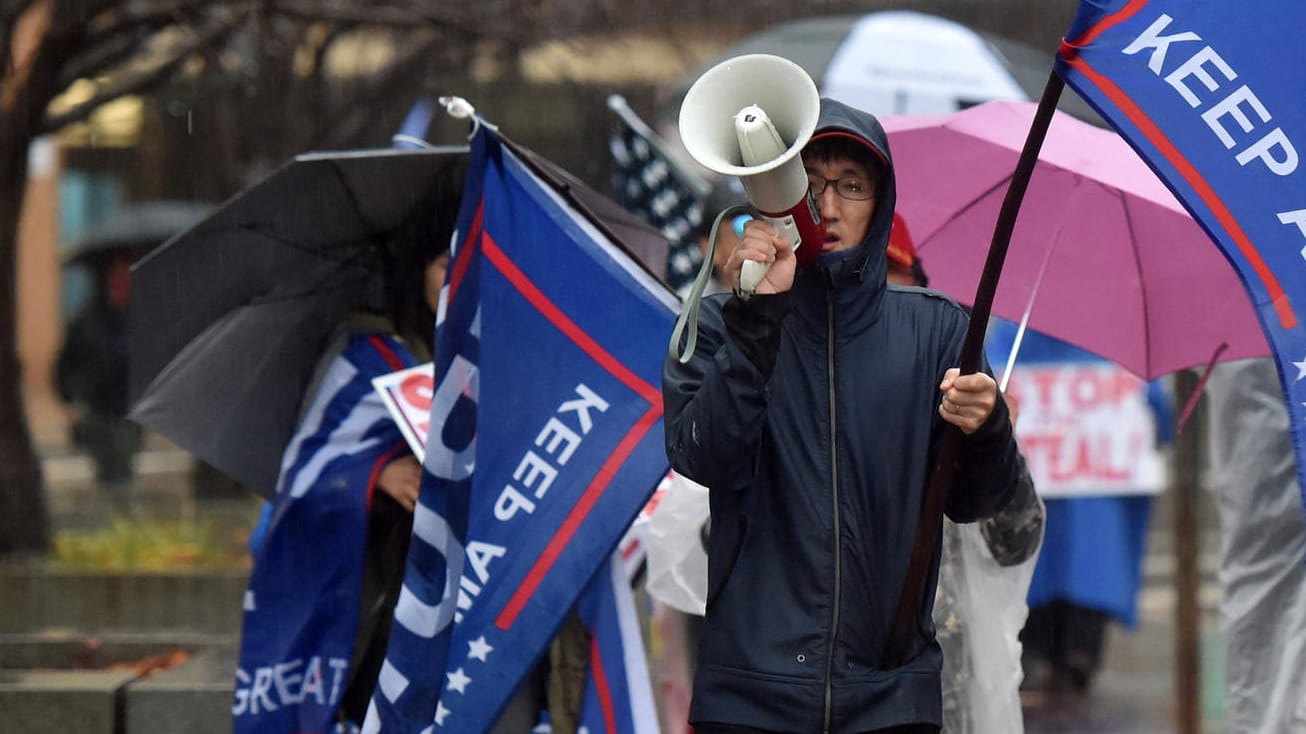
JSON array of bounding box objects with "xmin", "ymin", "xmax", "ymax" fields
[{"xmin": 883, "ymin": 100, "xmax": 1268, "ymax": 379}]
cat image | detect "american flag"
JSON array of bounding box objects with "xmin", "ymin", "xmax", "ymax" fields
[{"xmin": 608, "ymin": 94, "xmax": 711, "ymax": 293}]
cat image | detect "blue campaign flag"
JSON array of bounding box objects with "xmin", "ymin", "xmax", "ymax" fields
[
  {"xmin": 1056, "ymin": 1, "xmax": 1306, "ymax": 531},
  {"xmin": 364, "ymin": 119, "xmax": 677, "ymax": 733},
  {"xmin": 574, "ymin": 552, "xmax": 659, "ymax": 734},
  {"xmin": 233, "ymin": 333, "xmax": 419, "ymax": 734}
]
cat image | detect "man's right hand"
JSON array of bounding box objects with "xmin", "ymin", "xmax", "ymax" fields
[{"xmin": 729, "ymin": 219, "xmax": 796, "ymax": 295}]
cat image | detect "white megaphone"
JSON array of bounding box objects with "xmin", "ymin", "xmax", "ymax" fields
[{"xmin": 679, "ymin": 54, "xmax": 824, "ymax": 296}]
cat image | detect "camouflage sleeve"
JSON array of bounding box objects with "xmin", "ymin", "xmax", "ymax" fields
[
  {"xmin": 978, "ymin": 452, "xmax": 1044, "ymax": 567},
  {"xmin": 546, "ymin": 611, "xmax": 591, "ymax": 734}
]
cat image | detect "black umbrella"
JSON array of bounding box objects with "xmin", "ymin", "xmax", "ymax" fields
[
  {"xmin": 129, "ymin": 147, "xmax": 469, "ymax": 496},
  {"xmin": 129, "ymin": 145, "xmax": 670, "ymax": 497}
]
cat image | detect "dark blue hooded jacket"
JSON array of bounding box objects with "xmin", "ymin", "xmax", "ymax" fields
[{"xmin": 662, "ymin": 98, "xmax": 1020, "ymax": 733}]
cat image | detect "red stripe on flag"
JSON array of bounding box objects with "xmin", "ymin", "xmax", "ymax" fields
[
  {"xmin": 480, "ymin": 234, "xmax": 663, "ymax": 404},
  {"xmin": 1057, "ymin": 53, "xmax": 1298, "ymax": 330},
  {"xmin": 447, "ymin": 200, "xmax": 484, "ymax": 305},
  {"xmin": 589, "ymin": 631, "xmax": 619, "ymax": 734},
  {"xmin": 496, "ymin": 404, "xmax": 662, "ymax": 630},
  {"xmin": 366, "ymin": 335, "xmax": 406, "ymax": 372},
  {"xmin": 1063, "ymin": 0, "xmax": 1151, "ymax": 48}
]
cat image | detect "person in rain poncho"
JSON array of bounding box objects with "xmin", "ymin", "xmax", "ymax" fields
[{"xmin": 1205, "ymin": 358, "xmax": 1306, "ymax": 733}]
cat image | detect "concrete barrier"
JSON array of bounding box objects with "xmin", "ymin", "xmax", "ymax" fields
[
  {"xmin": 0, "ymin": 564, "xmax": 248, "ymax": 634},
  {"xmin": 0, "ymin": 631, "xmax": 237, "ymax": 734}
]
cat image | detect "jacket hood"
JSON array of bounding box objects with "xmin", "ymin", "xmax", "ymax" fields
[{"xmin": 807, "ymin": 98, "xmax": 896, "ymax": 286}]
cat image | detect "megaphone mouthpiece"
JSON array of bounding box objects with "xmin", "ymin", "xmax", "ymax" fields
[{"xmin": 734, "ymin": 106, "xmax": 788, "ymax": 168}]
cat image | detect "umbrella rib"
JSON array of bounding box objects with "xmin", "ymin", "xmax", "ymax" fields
[
  {"xmin": 326, "ymin": 159, "xmax": 384, "ymax": 237},
  {"xmin": 915, "ymin": 172, "xmax": 1015, "ymax": 250},
  {"xmin": 236, "ymin": 222, "xmax": 381, "ymax": 265},
  {"xmin": 319, "ymin": 157, "xmax": 431, "ymax": 263},
  {"xmin": 254, "ymin": 275, "xmax": 362, "ymax": 305},
  {"xmin": 210, "ymin": 222, "xmax": 381, "ymax": 306},
  {"xmin": 1119, "ymin": 188, "xmax": 1152, "ymax": 378}
]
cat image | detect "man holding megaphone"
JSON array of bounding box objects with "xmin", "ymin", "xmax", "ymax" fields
[{"xmin": 664, "ymin": 55, "xmax": 1022, "ymax": 734}]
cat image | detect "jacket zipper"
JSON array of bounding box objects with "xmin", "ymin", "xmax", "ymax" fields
[{"xmin": 822, "ymin": 288, "xmax": 842, "ymax": 734}]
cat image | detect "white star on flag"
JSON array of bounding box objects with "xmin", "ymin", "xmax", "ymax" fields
[
  {"xmin": 435, "ymin": 701, "xmax": 451, "ymax": 725},
  {"xmin": 446, "ymin": 667, "xmax": 472, "ymax": 694},
  {"xmin": 1294, "ymin": 356, "xmax": 1306, "ymax": 381},
  {"xmin": 468, "ymin": 636, "xmax": 493, "ymax": 662}
]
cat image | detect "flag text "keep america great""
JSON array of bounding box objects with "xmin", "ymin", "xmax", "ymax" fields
[
  {"xmin": 1122, "ymin": 15, "xmax": 1306, "ymax": 259},
  {"xmin": 454, "ymin": 383, "xmax": 610, "ymax": 620}
]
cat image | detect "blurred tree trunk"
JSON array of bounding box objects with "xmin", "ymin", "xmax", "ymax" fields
[
  {"xmin": 0, "ymin": 0, "xmax": 66, "ymax": 555},
  {"xmin": 0, "ymin": 126, "xmax": 50, "ymax": 555}
]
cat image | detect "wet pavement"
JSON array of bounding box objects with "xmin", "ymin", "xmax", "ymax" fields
[
  {"xmin": 1022, "ymin": 492, "xmax": 1225, "ymax": 734},
  {"xmin": 1022, "ymin": 617, "xmax": 1224, "ymax": 733}
]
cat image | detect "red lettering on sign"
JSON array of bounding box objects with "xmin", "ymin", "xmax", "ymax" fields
[
  {"xmin": 1112, "ymin": 371, "xmax": 1141, "ymax": 404},
  {"xmin": 1030, "ymin": 370, "xmax": 1059, "ymax": 408},
  {"xmin": 400, "ymin": 373, "xmax": 434, "ymax": 435},
  {"xmin": 1068, "ymin": 369, "xmax": 1103, "ymax": 410}
]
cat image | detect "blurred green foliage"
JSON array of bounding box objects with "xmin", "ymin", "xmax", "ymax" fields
[{"xmin": 52, "ymin": 516, "xmax": 251, "ymax": 571}]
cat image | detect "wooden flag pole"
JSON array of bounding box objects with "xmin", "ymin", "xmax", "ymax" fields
[
  {"xmin": 883, "ymin": 71, "xmax": 1066, "ymax": 667},
  {"xmin": 1172, "ymin": 368, "xmax": 1204, "ymax": 734}
]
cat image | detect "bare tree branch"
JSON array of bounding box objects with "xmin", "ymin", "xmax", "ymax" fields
[
  {"xmin": 305, "ymin": 28, "xmax": 438, "ymax": 149},
  {"xmin": 40, "ymin": 6, "xmax": 248, "ymax": 132},
  {"xmin": 1, "ymin": 0, "xmax": 41, "ymax": 78},
  {"xmin": 84, "ymin": 0, "xmax": 207, "ymax": 42},
  {"xmin": 57, "ymin": 22, "xmax": 156, "ymax": 86},
  {"xmin": 47, "ymin": 0, "xmax": 198, "ymax": 87},
  {"xmin": 271, "ymin": 0, "xmax": 485, "ymax": 37}
]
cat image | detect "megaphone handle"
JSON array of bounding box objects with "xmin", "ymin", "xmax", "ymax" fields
[
  {"xmin": 739, "ymin": 260, "xmax": 769, "ymax": 295},
  {"xmin": 738, "ymin": 214, "xmax": 800, "ymax": 297}
]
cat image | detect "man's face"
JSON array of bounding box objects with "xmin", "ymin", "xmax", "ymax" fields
[{"xmin": 803, "ymin": 154, "xmax": 877, "ymax": 254}]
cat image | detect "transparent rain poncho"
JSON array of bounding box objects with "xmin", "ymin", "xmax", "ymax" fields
[
  {"xmin": 1204, "ymin": 358, "xmax": 1306, "ymax": 733},
  {"xmin": 934, "ymin": 458, "xmax": 1044, "ymax": 734}
]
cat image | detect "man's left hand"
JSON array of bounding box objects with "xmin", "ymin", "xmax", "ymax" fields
[{"xmin": 938, "ymin": 368, "xmax": 998, "ymax": 435}]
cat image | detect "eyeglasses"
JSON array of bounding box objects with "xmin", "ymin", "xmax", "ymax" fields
[{"xmin": 808, "ymin": 174, "xmax": 874, "ymax": 201}]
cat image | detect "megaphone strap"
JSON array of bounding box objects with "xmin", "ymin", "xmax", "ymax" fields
[{"xmin": 669, "ymin": 204, "xmax": 754, "ymax": 364}]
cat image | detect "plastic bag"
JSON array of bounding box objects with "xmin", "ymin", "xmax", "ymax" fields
[
  {"xmin": 645, "ymin": 473, "xmax": 711, "ymax": 615},
  {"xmin": 936, "ymin": 513, "xmax": 1042, "ymax": 734}
]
